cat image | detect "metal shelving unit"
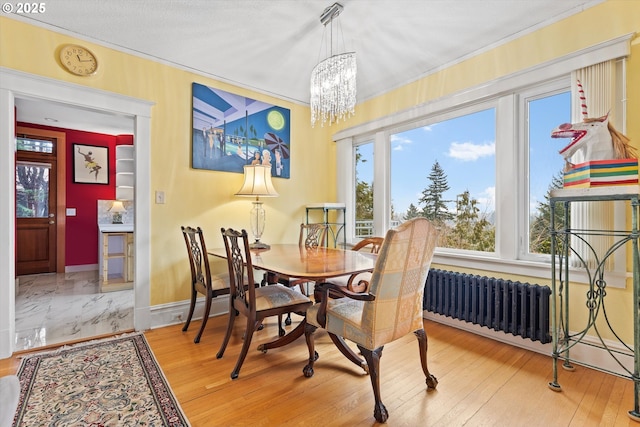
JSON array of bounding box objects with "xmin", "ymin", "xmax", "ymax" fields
[
  {"xmin": 548, "ymin": 186, "xmax": 640, "ymax": 421},
  {"xmin": 305, "ymin": 203, "xmax": 346, "ymax": 248}
]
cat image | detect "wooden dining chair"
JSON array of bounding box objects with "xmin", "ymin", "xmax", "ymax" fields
[
  {"xmin": 217, "ymin": 227, "xmax": 313, "ymax": 379},
  {"xmin": 264, "ymin": 223, "xmax": 328, "ymax": 327},
  {"xmin": 302, "ymin": 218, "xmax": 439, "ymax": 423},
  {"xmin": 351, "ymin": 236, "xmax": 384, "ymax": 254},
  {"xmin": 181, "ymin": 226, "xmax": 231, "ymax": 344}
]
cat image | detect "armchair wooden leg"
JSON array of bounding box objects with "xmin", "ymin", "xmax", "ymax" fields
[
  {"xmin": 303, "ymin": 322, "xmax": 318, "ymax": 378},
  {"xmin": 182, "ymin": 289, "xmax": 197, "ymax": 332},
  {"xmin": 358, "ymin": 344, "xmax": 388, "ymax": 423},
  {"xmin": 328, "ymin": 333, "xmax": 368, "ymax": 373},
  {"xmin": 414, "ymin": 329, "xmax": 438, "ymax": 390}
]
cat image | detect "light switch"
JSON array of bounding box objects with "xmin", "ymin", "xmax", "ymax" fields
[
  {"xmin": 66, "ymin": 208, "xmax": 77, "ymax": 216},
  {"xmin": 155, "ymin": 191, "xmax": 165, "ymax": 204}
]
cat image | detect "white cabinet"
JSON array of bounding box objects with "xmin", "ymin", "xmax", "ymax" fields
[
  {"xmin": 99, "ymin": 225, "xmax": 134, "ymax": 292},
  {"xmin": 115, "ymin": 145, "xmax": 134, "ymax": 200}
]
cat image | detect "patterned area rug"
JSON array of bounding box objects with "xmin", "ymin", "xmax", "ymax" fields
[{"xmin": 14, "ymin": 333, "xmax": 189, "ymax": 426}]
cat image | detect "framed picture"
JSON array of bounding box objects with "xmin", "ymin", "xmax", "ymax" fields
[
  {"xmin": 73, "ymin": 143, "xmax": 109, "ymax": 184},
  {"xmin": 191, "ymin": 82, "xmax": 291, "ymax": 178}
]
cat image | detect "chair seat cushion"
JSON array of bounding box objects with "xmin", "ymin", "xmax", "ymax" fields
[
  {"xmin": 255, "ymin": 283, "xmax": 311, "ymax": 311},
  {"xmin": 307, "ymin": 298, "xmax": 367, "ymax": 345},
  {"xmin": 211, "ymin": 272, "xmax": 230, "ymax": 291}
]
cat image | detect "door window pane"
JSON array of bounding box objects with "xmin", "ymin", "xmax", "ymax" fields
[
  {"xmin": 391, "ymin": 108, "xmax": 496, "ymax": 252},
  {"xmin": 16, "ymin": 162, "xmax": 50, "ymax": 218},
  {"xmin": 355, "ymin": 142, "xmax": 374, "ymax": 237},
  {"xmin": 17, "ymin": 137, "xmax": 54, "ymax": 153}
]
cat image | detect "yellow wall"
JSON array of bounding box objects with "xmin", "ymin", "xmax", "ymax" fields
[
  {"xmin": 0, "ymin": 17, "xmax": 335, "ymax": 306},
  {"xmin": 2, "ymin": 1, "xmax": 639, "ymax": 339}
]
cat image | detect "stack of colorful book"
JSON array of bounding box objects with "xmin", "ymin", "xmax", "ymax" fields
[{"xmin": 563, "ymin": 158, "xmax": 638, "ymax": 188}]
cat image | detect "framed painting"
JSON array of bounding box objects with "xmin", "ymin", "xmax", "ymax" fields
[
  {"xmin": 191, "ymin": 82, "xmax": 291, "ymax": 178},
  {"xmin": 73, "ymin": 143, "xmax": 109, "ymax": 184}
]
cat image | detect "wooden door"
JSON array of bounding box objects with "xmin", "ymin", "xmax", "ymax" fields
[{"xmin": 15, "ymin": 135, "xmax": 57, "ymax": 276}]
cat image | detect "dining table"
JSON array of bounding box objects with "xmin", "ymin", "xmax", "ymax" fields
[{"xmin": 208, "ymin": 243, "xmax": 377, "ymax": 370}]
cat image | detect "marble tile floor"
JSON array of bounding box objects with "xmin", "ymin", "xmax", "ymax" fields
[{"xmin": 15, "ymin": 270, "xmax": 133, "ymax": 352}]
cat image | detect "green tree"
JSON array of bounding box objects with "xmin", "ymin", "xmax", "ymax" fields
[
  {"xmin": 420, "ymin": 160, "xmax": 454, "ymax": 224},
  {"xmin": 356, "ymin": 180, "xmax": 374, "ymax": 221},
  {"xmin": 530, "ymin": 172, "xmax": 566, "ymax": 254},
  {"xmin": 446, "ymin": 190, "xmax": 494, "ymax": 251},
  {"xmin": 355, "ymin": 146, "xmax": 373, "ymax": 221},
  {"xmin": 404, "ymin": 203, "xmax": 422, "ymax": 220}
]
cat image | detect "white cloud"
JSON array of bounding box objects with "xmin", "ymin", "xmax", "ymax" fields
[
  {"xmin": 448, "ymin": 141, "xmax": 495, "ymax": 161},
  {"xmin": 391, "ymin": 134, "xmax": 412, "ymax": 151}
]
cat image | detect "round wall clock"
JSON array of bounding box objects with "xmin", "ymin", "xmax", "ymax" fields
[{"xmin": 59, "ymin": 44, "xmax": 98, "ymax": 76}]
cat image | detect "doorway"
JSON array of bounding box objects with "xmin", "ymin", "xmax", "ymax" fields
[{"xmin": 0, "ymin": 68, "xmax": 153, "ymax": 358}]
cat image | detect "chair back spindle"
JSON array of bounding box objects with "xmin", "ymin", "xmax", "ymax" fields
[{"xmin": 299, "ymin": 223, "xmax": 328, "ymax": 248}]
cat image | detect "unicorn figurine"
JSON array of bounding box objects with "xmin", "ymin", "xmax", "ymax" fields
[{"xmin": 551, "ymin": 80, "xmax": 635, "ymax": 171}]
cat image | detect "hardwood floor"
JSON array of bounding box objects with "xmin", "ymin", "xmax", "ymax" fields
[{"xmin": 2, "ymin": 315, "xmax": 637, "ymax": 426}]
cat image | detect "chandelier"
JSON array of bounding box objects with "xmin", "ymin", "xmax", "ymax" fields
[{"xmin": 310, "ymin": 2, "xmax": 356, "ymax": 127}]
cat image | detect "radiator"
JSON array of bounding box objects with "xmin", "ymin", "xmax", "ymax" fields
[{"xmin": 423, "ymin": 269, "xmax": 551, "ymax": 344}]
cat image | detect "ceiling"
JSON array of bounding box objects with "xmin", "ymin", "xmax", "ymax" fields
[{"xmin": 9, "ymin": 0, "xmax": 602, "ymax": 135}]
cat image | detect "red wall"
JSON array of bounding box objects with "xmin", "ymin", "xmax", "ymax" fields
[{"xmin": 18, "ymin": 122, "xmax": 133, "ymax": 266}]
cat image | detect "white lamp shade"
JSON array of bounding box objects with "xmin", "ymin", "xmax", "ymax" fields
[
  {"xmin": 109, "ymin": 201, "xmax": 127, "ymax": 213},
  {"xmin": 236, "ymin": 165, "xmax": 279, "ymax": 197}
]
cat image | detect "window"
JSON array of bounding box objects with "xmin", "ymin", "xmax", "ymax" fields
[
  {"xmin": 354, "ymin": 141, "xmax": 374, "ymax": 237},
  {"xmin": 390, "ymin": 108, "xmax": 496, "ymax": 252},
  {"xmin": 16, "ymin": 162, "xmax": 50, "ymax": 218},
  {"xmin": 16, "ymin": 136, "xmax": 54, "ymax": 153},
  {"xmin": 524, "ymin": 89, "xmax": 570, "ymax": 259}
]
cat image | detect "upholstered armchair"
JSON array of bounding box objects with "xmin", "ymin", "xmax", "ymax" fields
[{"xmin": 303, "ymin": 217, "xmax": 439, "ymax": 423}]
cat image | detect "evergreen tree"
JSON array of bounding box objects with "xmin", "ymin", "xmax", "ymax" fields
[
  {"xmin": 404, "ymin": 203, "xmax": 421, "ymax": 220},
  {"xmin": 419, "ymin": 160, "xmax": 454, "ymax": 223},
  {"xmin": 530, "ymin": 172, "xmax": 566, "ymax": 254},
  {"xmin": 356, "ymin": 180, "xmax": 374, "ymax": 220},
  {"xmin": 355, "ymin": 146, "xmax": 374, "ymax": 221}
]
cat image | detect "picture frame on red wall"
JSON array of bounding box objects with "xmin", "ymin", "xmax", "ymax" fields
[{"xmin": 73, "ymin": 143, "xmax": 109, "ymax": 185}]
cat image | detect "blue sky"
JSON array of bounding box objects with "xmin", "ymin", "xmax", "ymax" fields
[{"xmin": 358, "ymin": 91, "xmax": 570, "ymax": 218}]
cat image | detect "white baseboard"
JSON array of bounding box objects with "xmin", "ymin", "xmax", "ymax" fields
[
  {"xmin": 150, "ymin": 297, "xmax": 229, "ymax": 330},
  {"xmin": 424, "ymin": 311, "xmax": 634, "ymax": 378},
  {"xmin": 65, "ymin": 264, "xmax": 98, "ymax": 273}
]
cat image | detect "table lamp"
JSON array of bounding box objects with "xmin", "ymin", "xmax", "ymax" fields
[
  {"xmin": 109, "ymin": 200, "xmax": 126, "ymax": 224},
  {"xmin": 236, "ymin": 164, "xmax": 279, "ymax": 249}
]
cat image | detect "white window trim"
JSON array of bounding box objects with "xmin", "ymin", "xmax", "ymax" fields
[{"xmin": 335, "ymin": 34, "xmax": 632, "ymax": 283}]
